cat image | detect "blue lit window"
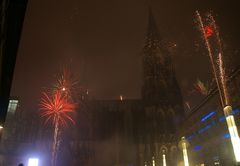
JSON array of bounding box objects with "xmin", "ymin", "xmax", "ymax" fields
[
  {"xmin": 198, "ymin": 124, "xmax": 212, "ymax": 133},
  {"xmin": 186, "ymin": 133, "xmax": 196, "ymax": 141},
  {"xmin": 219, "ymin": 109, "xmax": 239, "ymax": 122},
  {"xmin": 223, "ymin": 133, "xmax": 230, "ymax": 139},
  {"xmin": 219, "ymin": 116, "xmax": 225, "ymax": 122},
  {"xmin": 232, "ymin": 109, "xmax": 240, "ymax": 115},
  {"xmin": 201, "ymin": 112, "xmax": 215, "ymax": 122},
  {"xmin": 194, "ymin": 145, "xmax": 202, "ymax": 151}
]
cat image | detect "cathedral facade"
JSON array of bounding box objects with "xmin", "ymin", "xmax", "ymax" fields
[{"xmin": 58, "ymin": 10, "xmax": 184, "ymax": 166}]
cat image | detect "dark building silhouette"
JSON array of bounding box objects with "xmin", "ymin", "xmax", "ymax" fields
[
  {"xmin": 0, "ymin": 0, "xmax": 28, "ymax": 124},
  {"xmin": 56, "ymin": 9, "xmax": 184, "ymax": 166},
  {"xmin": 0, "ymin": 8, "xmax": 184, "ymax": 166},
  {"xmin": 1, "ymin": 6, "xmax": 240, "ymax": 166}
]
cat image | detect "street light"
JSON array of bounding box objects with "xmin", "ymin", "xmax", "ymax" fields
[{"xmin": 179, "ymin": 137, "xmax": 190, "ymax": 166}]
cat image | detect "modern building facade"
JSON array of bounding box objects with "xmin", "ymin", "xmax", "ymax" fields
[
  {"xmin": 177, "ymin": 67, "xmax": 240, "ymax": 166},
  {"xmin": 0, "ymin": 0, "xmax": 28, "ymax": 125}
]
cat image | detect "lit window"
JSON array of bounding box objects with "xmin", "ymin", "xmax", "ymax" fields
[{"xmin": 7, "ymin": 100, "xmax": 18, "ymax": 113}]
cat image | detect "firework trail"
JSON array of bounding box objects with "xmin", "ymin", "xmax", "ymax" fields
[
  {"xmin": 219, "ymin": 53, "xmax": 230, "ymax": 106},
  {"xmin": 196, "ymin": 12, "xmax": 240, "ymax": 163},
  {"xmin": 195, "ymin": 11, "xmax": 224, "ymax": 107},
  {"xmin": 208, "ymin": 13, "xmax": 230, "ymax": 106},
  {"xmin": 194, "ymin": 79, "xmax": 210, "ymax": 96},
  {"xmin": 52, "ymin": 116, "xmax": 59, "ymax": 166},
  {"xmin": 208, "ymin": 13, "xmax": 224, "ymax": 56},
  {"xmin": 40, "ymin": 91, "xmax": 75, "ymax": 166},
  {"xmin": 185, "ymin": 101, "xmax": 191, "ymax": 111}
]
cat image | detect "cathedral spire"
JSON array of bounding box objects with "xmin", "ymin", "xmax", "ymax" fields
[
  {"xmin": 146, "ymin": 7, "xmax": 160, "ymax": 43},
  {"xmin": 142, "ymin": 8, "xmax": 182, "ymax": 108},
  {"xmin": 142, "ymin": 8, "xmax": 167, "ymax": 103}
]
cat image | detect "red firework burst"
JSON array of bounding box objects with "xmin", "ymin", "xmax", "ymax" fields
[
  {"xmin": 40, "ymin": 91, "xmax": 76, "ymax": 127},
  {"xmin": 53, "ymin": 68, "xmax": 83, "ymax": 101},
  {"xmin": 54, "ymin": 68, "xmax": 74, "ymax": 96},
  {"xmin": 204, "ymin": 25, "xmax": 214, "ymax": 38}
]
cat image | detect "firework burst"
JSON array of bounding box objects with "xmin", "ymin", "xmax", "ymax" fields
[
  {"xmin": 193, "ymin": 79, "xmax": 210, "ymax": 96},
  {"xmin": 195, "ymin": 10, "xmax": 240, "ymax": 163},
  {"xmin": 40, "ymin": 91, "xmax": 75, "ymax": 127},
  {"xmin": 195, "ymin": 11, "xmax": 225, "ymax": 107},
  {"xmin": 40, "ymin": 91, "xmax": 75, "ymax": 166},
  {"xmin": 53, "ymin": 67, "xmax": 81, "ymax": 101},
  {"xmin": 204, "ymin": 25, "xmax": 214, "ymax": 38}
]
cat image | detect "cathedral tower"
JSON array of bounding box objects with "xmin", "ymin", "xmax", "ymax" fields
[
  {"xmin": 142, "ymin": 9, "xmax": 182, "ymax": 109},
  {"xmin": 139, "ymin": 8, "xmax": 184, "ymax": 166}
]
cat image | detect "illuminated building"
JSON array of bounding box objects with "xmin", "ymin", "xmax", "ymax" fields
[
  {"xmin": 0, "ymin": 97, "xmax": 21, "ymax": 164},
  {"xmin": 1, "ymin": 98, "xmax": 19, "ymax": 140},
  {"xmin": 0, "ymin": 97, "xmax": 42, "ymax": 165},
  {"xmin": 177, "ymin": 67, "xmax": 240, "ymax": 165}
]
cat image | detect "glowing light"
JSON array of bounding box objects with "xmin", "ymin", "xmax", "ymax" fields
[
  {"xmin": 7, "ymin": 99, "xmax": 19, "ymax": 113},
  {"xmin": 179, "ymin": 137, "xmax": 190, "ymax": 166},
  {"xmin": 223, "ymin": 133, "xmax": 230, "ymax": 139},
  {"xmin": 152, "ymin": 156, "xmax": 155, "ymax": 166},
  {"xmin": 232, "ymin": 109, "xmax": 240, "ymax": 114},
  {"xmin": 194, "ymin": 145, "xmax": 202, "ymax": 151},
  {"xmin": 28, "ymin": 158, "xmax": 39, "ymax": 166},
  {"xmin": 214, "ymin": 161, "xmax": 220, "ymax": 165},
  {"xmin": 201, "ymin": 111, "xmax": 215, "ymax": 122},
  {"xmin": 0, "ymin": 125, "xmax": 3, "ymax": 129},
  {"xmin": 163, "ymin": 154, "xmax": 167, "ymax": 166},
  {"xmin": 183, "ymin": 143, "xmax": 189, "ymax": 166},
  {"xmin": 120, "ymin": 95, "xmax": 123, "ymax": 101},
  {"xmin": 224, "ymin": 106, "xmax": 240, "ymax": 162},
  {"xmin": 204, "ymin": 25, "xmax": 214, "ymax": 38},
  {"xmin": 198, "ymin": 124, "xmax": 212, "ymax": 134},
  {"xmin": 219, "ymin": 116, "xmax": 225, "ymax": 122}
]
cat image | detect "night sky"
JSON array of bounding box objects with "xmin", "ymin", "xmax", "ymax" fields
[{"xmin": 11, "ymin": 0, "xmax": 240, "ymax": 112}]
